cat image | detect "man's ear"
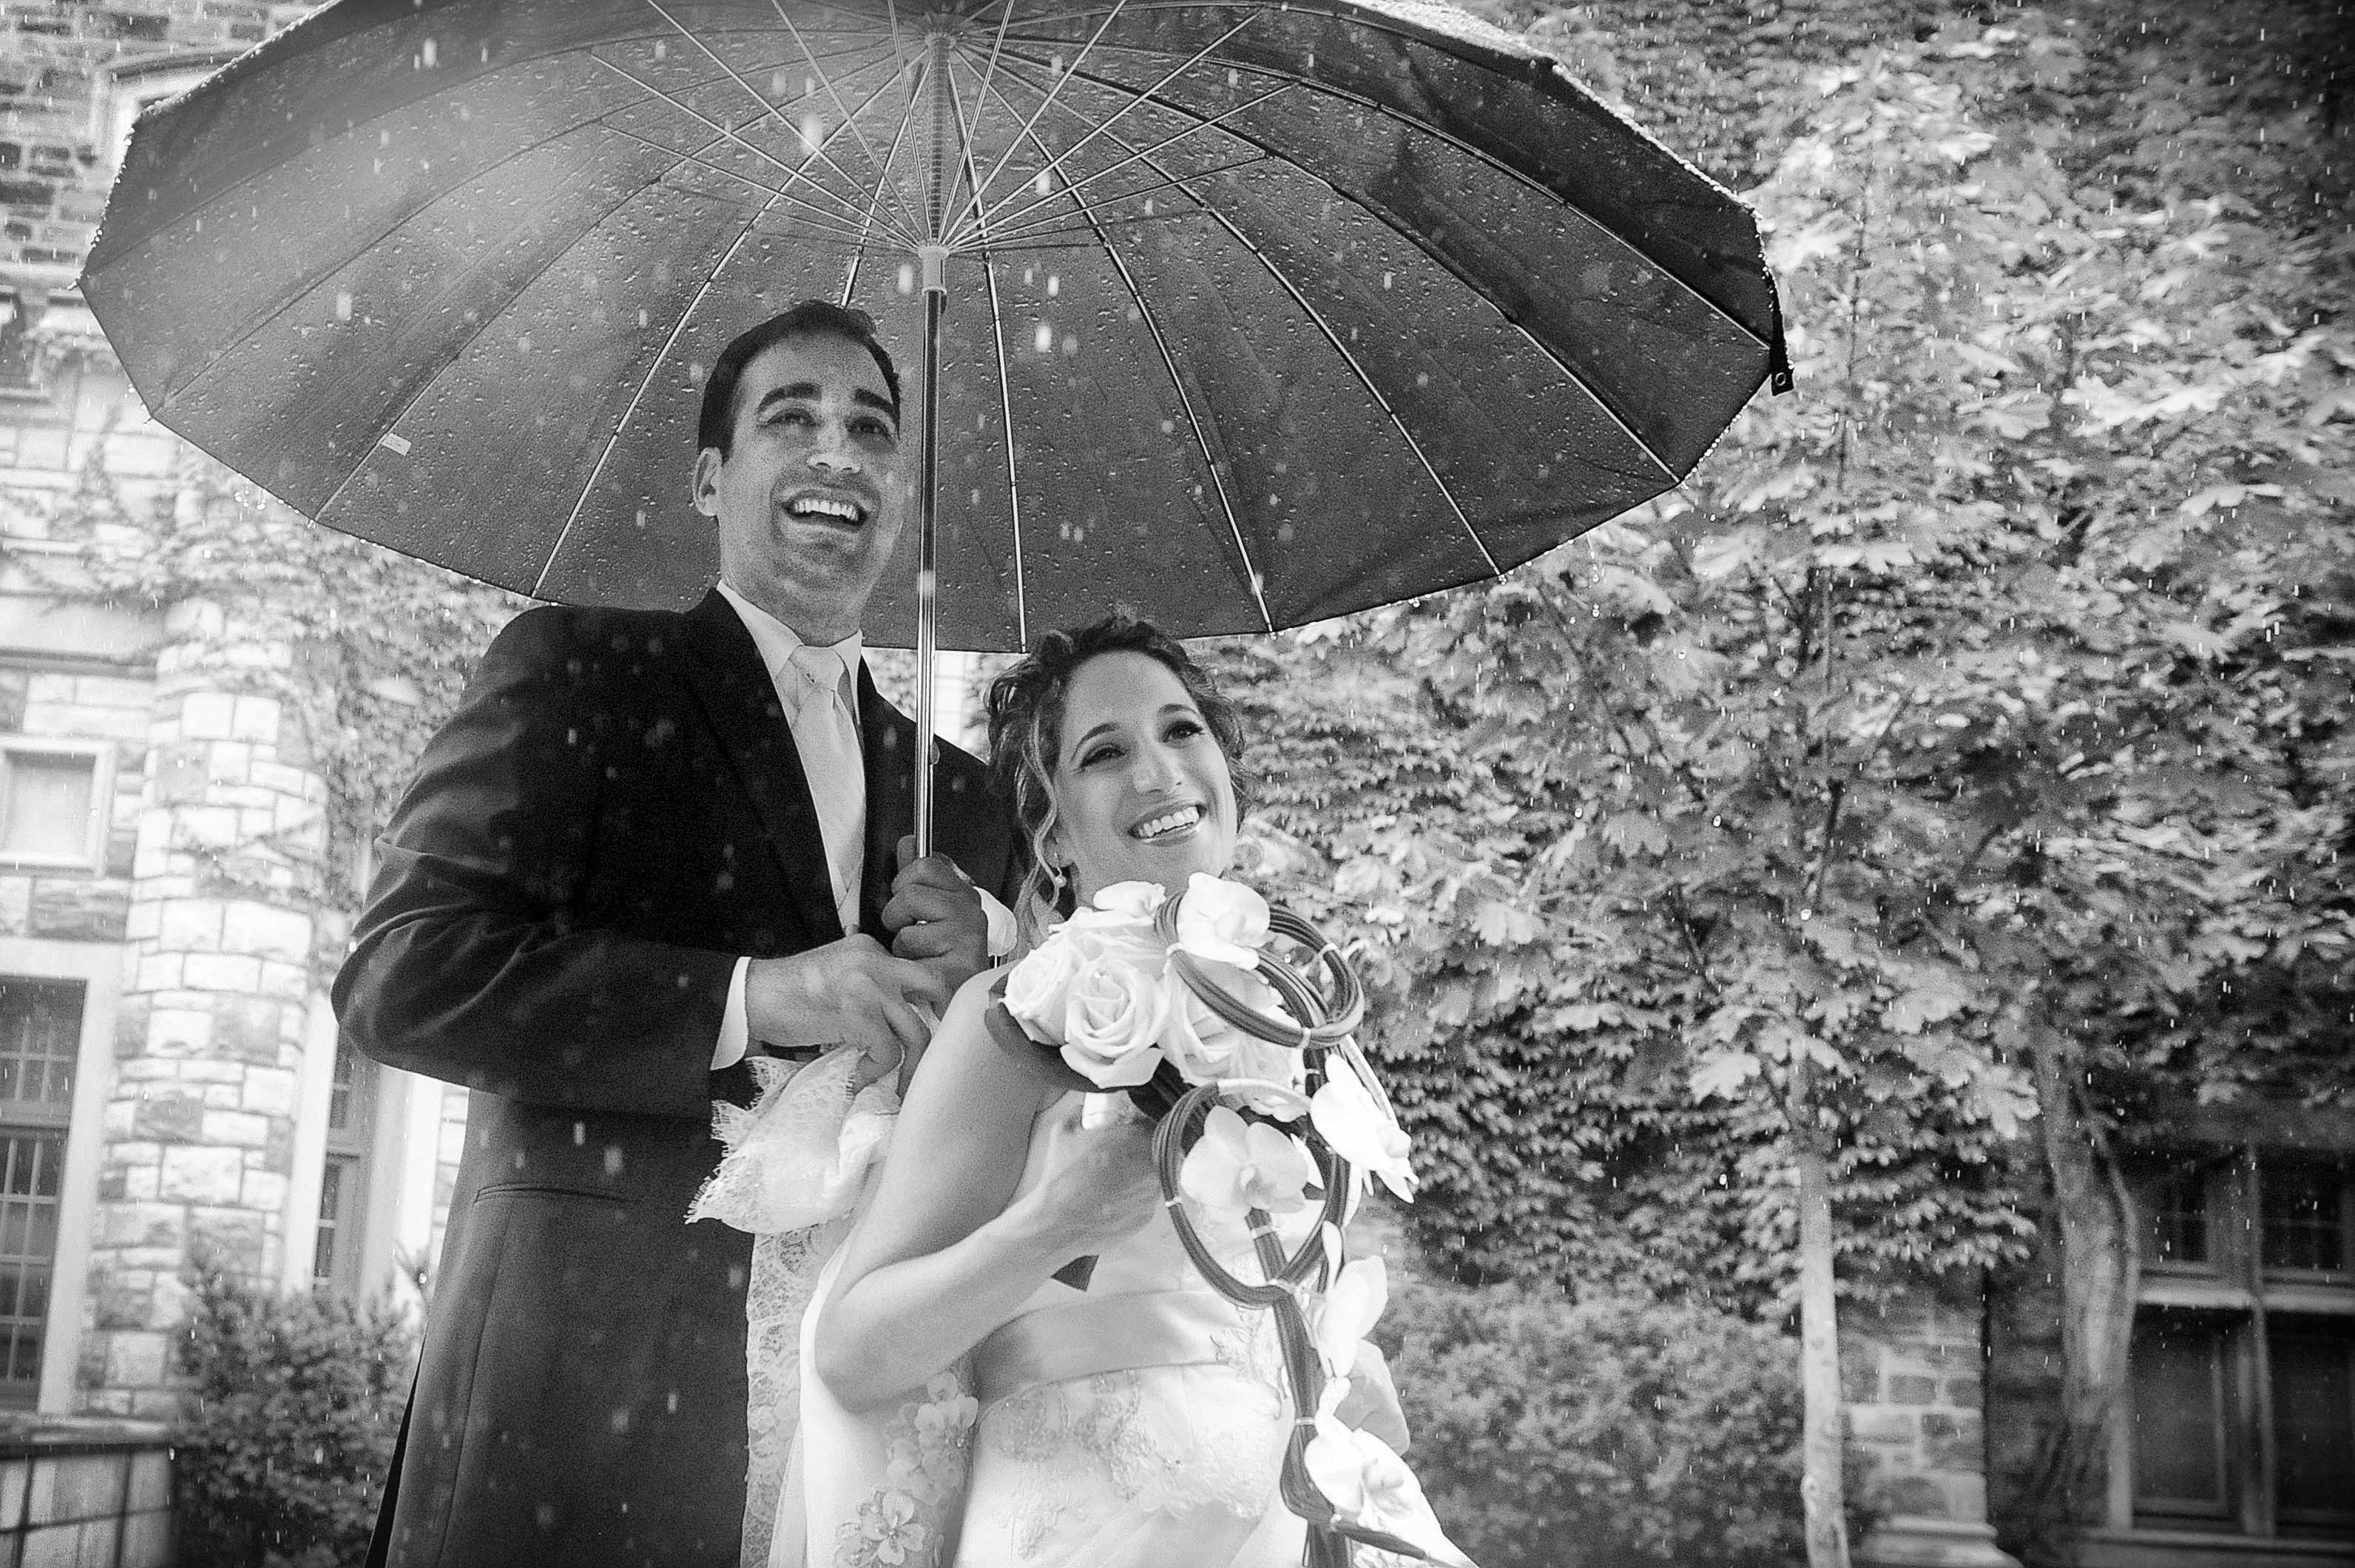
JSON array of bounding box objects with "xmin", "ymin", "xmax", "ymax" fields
[{"xmin": 691, "ymin": 447, "xmax": 724, "ymax": 518}]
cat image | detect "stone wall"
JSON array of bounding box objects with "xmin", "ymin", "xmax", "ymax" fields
[{"xmin": 1847, "ymin": 1277, "xmax": 2018, "ymax": 1568}]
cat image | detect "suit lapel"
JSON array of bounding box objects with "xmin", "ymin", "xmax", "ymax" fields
[
  {"xmin": 857, "ymin": 663, "xmax": 917, "ymax": 935},
  {"xmin": 679, "ymin": 589, "xmax": 843, "ymax": 946}
]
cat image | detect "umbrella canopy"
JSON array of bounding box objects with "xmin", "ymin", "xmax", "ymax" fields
[{"xmin": 83, "ymin": 0, "xmax": 1785, "ymax": 653}]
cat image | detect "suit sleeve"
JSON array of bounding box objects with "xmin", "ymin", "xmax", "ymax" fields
[{"xmin": 333, "ymin": 608, "xmax": 737, "ymax": 1120}]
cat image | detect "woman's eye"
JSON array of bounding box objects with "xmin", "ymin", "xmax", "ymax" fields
[
  {"xmin": 1079, "ymin": 743, "xmax": 1120, "ymax": 768},
  {"xmin": 1166, "ymin": 717, "xmax": 1206, "ymax": 742}
]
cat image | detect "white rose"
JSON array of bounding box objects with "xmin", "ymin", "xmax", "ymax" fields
[
  {"xmin": 1160, "ymin": 970, "xmax": 1246, "ymax": 1078},
  {"xmin": 1058, "ymin": 951, "xmax": 1171, "ymax": 1089},
  {"xmin": 1173, "ymin": 873, "xmax": 1271, "ymax": 968},
  {"xmin": 1002, "ymin": 939, "xmax": 1086, "ymax": 1044}
]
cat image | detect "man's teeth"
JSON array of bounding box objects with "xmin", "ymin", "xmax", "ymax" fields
[
  {"xmin": 788, "ymin": 496, "xmax": 862, "ymax": 523},
  {"xmin": 1132, "ymin": 807, "xmax": 1200, "ymax": 840}
]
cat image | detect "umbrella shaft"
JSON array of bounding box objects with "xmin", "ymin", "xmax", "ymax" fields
[{"xmin": 913, "ymin": 274, "xmax": 945, "ymax": 861}]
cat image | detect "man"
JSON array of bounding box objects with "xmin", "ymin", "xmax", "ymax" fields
[{"xmin": 337, "ymin": 301, "xmax": 1016, "ymax": 1567}]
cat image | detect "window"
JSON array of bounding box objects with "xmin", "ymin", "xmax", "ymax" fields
[
  {"xmin": 2123, "ymin": 1152, "xmax": 2355, "ymax": 1541},
  {"xmin": 0, "ymin": 978, "xmax": 75, "ymax": 1406},
  {"xmin": 0, "ymin": 743, "xmax": 107, "ymax": 870},
  {"xmin": 311, "ymin": 1041, "xmax": 375, "ymax": 1297}
]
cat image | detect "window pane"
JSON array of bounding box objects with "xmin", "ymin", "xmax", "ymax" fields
[
  {"xmin": 2272, "ymin": 1329, "xmax": 2354, "ymax": 1523},
  {"xmin": 0, "ymin": 979, "xmax": 80, "ymax": 1115},
  {"xmin": 312, "ymin": 1160, "xmax": 344, "ymax": 1288},
  {"xmin": 0, "ymin": 1132, "xmax": 63, "ymax": 1403},
  {"xmin": 2263, "ymin": 1164, "xmax": 2347, "ymax": 1275},
  {"xmin": 2132, "ymin": 1314, "xmax": 2234, "ymax": 1517},
  {"xmin": 2146, "ymin": 1165, "xmax": 2211, "ymax": 1267},
  {"xmin": 0, "ymin": 754, "xmax": 92, "ymax": 859}
]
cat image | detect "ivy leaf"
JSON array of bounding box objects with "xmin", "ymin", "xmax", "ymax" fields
[{"xmin": 1689, "ymin": 1052, "xmax": 1762, "ymax": 1101}]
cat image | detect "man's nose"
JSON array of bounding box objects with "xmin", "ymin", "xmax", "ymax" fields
[{"xmin": 807, "ymin": 427, "xmax": 859, "ymax": 473}]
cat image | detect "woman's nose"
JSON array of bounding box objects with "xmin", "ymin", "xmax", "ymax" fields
[{"xmin": 1130, "ymin": 744, "xmax": 1180, "ymax": 790}]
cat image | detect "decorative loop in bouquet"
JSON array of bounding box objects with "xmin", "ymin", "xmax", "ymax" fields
[{"xmin": 991, "ymin": 875, "xmax": 1470, "ymax": 1568}]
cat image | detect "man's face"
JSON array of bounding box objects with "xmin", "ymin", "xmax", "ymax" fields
[{"xmin": 693, "ymin": 331, "xmax": 909, "ymax": 643}]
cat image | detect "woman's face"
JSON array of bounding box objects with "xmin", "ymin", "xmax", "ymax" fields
[{"xmin": 1043, "ymin": 649, "xmax": 1238, "ymax": 902}]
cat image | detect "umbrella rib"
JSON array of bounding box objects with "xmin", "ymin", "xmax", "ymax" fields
[
  {"xmin": 979, "ymin": 249, "xmax": 1030, "ymax": 649},
  {"xmin": 1146, "ymin": 151, "xmax": 1500, "ymax": 575},
  {"xmin": 593, "ymin": 118, "xmax": 882, "ymax": 245},
  {"xmin": 952, "ymin": 0, "xmax": 1027, "ymax": 221},
  {"xmin": 760, "ymin": 0, "xmax": 931, "ymax": 243},
  {"xmin": 960, "ymin": 0, "xmax": 1130, "ymax": 241},
  {"xmin": 950, "ymin": 76, "xmax": 1285, "ymax": 248},
  {"xmin": 530, "ymin": 193, "xmax": 789, "ymax": 599},
  {"xmin": 948, "ymin": 13, "xmax": 1254, "ymax": 249},
  {"xmin": 640, "ymin": 0, "xmax": 905, "ymax": 240},
  {"xmin": 591, "ymin": 54, "xmax": 894, "ymax": 242},
  {"xmin": 990, "ymin": 55, "xmax": 1692, "ymax": 483},
  {"xmin": 964, "ymin": 152, "xmax": 1268, "ymax": 249},
  {"xmin": 1004, "ymin": 43, "xmax": 1777, "ymax": 360}
]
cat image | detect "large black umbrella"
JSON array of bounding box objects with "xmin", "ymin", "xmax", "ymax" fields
[{"xmin": 83, "ymin": 0, "xmax": 1785, "ymax": 840}]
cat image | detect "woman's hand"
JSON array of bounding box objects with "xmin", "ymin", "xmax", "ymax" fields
[{"xmin": 1008, "ymin": 1107, "xmax": 1163, "ymax": 1265}]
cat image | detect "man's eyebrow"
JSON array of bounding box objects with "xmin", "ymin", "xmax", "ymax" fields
[
  {"xmin": 751, "ymin": 382, "xmax": 821, "ymax": 416},
  {"xmin": 852, "ymin": 388, "xmax": 896, "ymax": 419}
]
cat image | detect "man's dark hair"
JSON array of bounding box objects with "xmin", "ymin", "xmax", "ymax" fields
[{"xmin": 697, "ymin": 300, "xmax": 902, "ymax": 458}]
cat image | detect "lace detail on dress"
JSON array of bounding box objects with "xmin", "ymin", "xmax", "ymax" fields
[
  {"xmin": 688, "ymin": 1048, "xmax": 899, "ymax": 1568},
  {"xmin": 976, "ymin": 1322, "xmax": 1291, "ymax": 1561},
  {"xmin": 832, "ymin": 1372, "xmax": 979, "ymax": 1568}
]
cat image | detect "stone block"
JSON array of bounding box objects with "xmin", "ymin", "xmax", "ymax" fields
[
  {"xmin": 98, "ymin": 1203, "xmax": 184, "ymax": 1251},
  {"xmin": 1924, "ymin": 1413, "xmax": 1984, "ymax": 1473},
  {"xmin": 94, "ymin": 1282, "xmax": 155, "ymax": 1331},
  {"xmin": 220, "ymin": 901, "xmax": 308, "ymax": 960},
  {"xmin": 98, "ymin": 1167, "xmax": 126, "ymax": 1202},
  {"xmin": 242, "ymin": 1169, "xmax": 288, "ymax": 1214},
  {"xmin": 263, "ymin": 1119, "xmax": 294, "ymax": 1175},
  {"xmin": 175, "ymin": 1061, "xmax": 243, "ymax": 1085},
  {"xmin": 257, "ymin": 961, "xmax": 308, "ymax": 1000},
  {"xmin": 155, "ymin": 899, "xmax": 223, "ymax": 953},
  {"xmin": 206, "ymin": 743, "xmax": 255, "ymax": 788},
  {"xmin": 249, "ymin": 760, "xmax": 313, "ymax": 797},
  {"xmin": 131, "ymin": 1091, "xmax": 203, "ymax": 1143},
  {"xmin": 0, "ymin": 878, "xmax": 27, "ymax": 935},
  {"xmin": 27, "ymin": 879, "xmax": 129, "ymax": 942},
  {"xmin": 1888, "ymin": 1374, "xmax": 1939, "ymax": 1406},
  {"xmin": 186, "ymin": 1208, "xmax": 268, "ymax": 1275},
  {"xmin": 75, "ymin": 675, "xmax": 149, "ymax": 712},
  {"xmin": 104, "ymin": 1331, "xmax": 169, "ymax": 1390},
  {"xmin": 169, "ymin": 806, "xmax": 243, "ymax": 851},
  {"xmin": 1841, "ymin": 1339, "xmax": 1880, "ymax": 1403},
  {"xmin": 214, "ymin": 995, "xmax": 293, "ymax": 1067},
  {"xmin": 105, "ymin": 825, "xmax": 137, "ymax": 879},
  {"xmin": 1870, "ymin": 1473, "xmax": 1951, "ymax": 1519},
  {"xmin": 112, "ymin": 994, "xmax": 152, "ymax": 1057},
  {"xmin": 134, "ymin": 953, "xmax": 183, "ymax": 993},
  {"xmin": 240, "ymin": 1067, "xmax": 297, "ymax": 1118},
  {"xmin": 1945, "ymin": 1376, "xmax": 1983, "ymax": 1410},
  {"xmin": 229, "ymin": 697, "xmax": 279, "ymax": 744},
  {"xmin": 202, "ymin": 1085, "xmax": 240, "ymax": 1109},
  {"xmin": 124, "ymin": 899, "xmax": 161, "ymax": 942},
  {"xmin": 200, "ymin": 1109, "xmax": 271, "ymax": 1148},
  {"xmin": 1849, "ymin": 1408, "xmax": 1919, "ymax": 1445},
  {"xmin": 178, "ymin": 692, "xmax": 236, "ymax": 740},
  {"xmin": 182, "ymin": 953, "xmax": 263, "ymax": 993},
  {"xmin": 151, "ymin": 744, "xmax": 209, "ymax": 807},
  {"xmin": 121, "ymin": 1166, "xmax": 158, "ymax": 1201},
  {"xmin": 158, "ymin": 1146, "xmax": 242, "ymax": 1206},
  {"xmin": 128, "ymin": 1390, "xmax": 184, "ymax": 1422},
  {"xmin": 104, "ymin": 1101, "xmax": 137, "ymax": 1140},
  {"xmin": 143, "ymin": 1007, "xmax": 213, "ymax": 1057}
]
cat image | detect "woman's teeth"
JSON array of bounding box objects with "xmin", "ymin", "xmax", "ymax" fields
[{"xmin": 1132, "ymin": 806, "xmax": 1200, "ymax": 841}]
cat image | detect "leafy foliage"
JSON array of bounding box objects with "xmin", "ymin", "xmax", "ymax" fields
[
  {"xmin": 174, "ymin": 1263, "xmax": 417, "ymax": 1568},
  {"xmin": 1376, "ymin": 1278, "xmax": 1868, "ymax": 1567},
  {"xmin": 1215, "ymin": 2, "xmax": 2354, "ymax": 1314}
]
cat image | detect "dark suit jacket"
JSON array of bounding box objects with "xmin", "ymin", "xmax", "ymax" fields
[{"xmin": 336, "ymin": 588, "xmax": 1015, "ymax": 1568}]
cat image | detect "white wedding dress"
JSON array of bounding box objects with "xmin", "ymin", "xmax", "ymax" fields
[{"xmin": 692, "ymin": 1048, "xmax": 1308, "ymax": 1568}]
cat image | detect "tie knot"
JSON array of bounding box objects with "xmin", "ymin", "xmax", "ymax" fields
[{"xmin": 787, "ymin": 646, "xmax": 845, "ymax": 711}]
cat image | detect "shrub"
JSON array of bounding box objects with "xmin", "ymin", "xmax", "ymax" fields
[
  {"xmin": 174, "ymin": 1264, "xmax": 417, "ymax": 1568},
  {"xmin": 1377, "ymin": 1280, "xmax": 1845, "ymax": 1568}
]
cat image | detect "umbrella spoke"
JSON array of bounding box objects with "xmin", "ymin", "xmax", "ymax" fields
[
  {"xmin": 950, "ymin": 13, "xmax": 1255, "ymax": 249},
  {"xmin": 532, "ymin": 187, "xmax": 796, "ymax": 599},
  {"xmin": 640, "ymin": 0, "xmax": 905, "ymax": 239},
  {"xmin": 764, "ymin": 0, "xmax": 932, "ymax": 244},
  {"xmin": 958, "ymin": 0, "xmax": 1129, "ymax": 245},
  {"xmin": 950, "ymin": 84, "xmax": 1284, "ymax": 249},
  {"xmin": 592, "ymin": 53, "xmax": 903, "ymax": 243},
  {"xmin": 977, "ymin": 248, "xmax": 1030, "ymax": 648},
  {"xmin": 596, "ymin": 118, "xmax": 891, "ymax": 248},
  {"xmin": 967, "ymin": 160, "xmax": 1259, "ymax": 249},
  {"xmin": 950, "ymin": 0, "xmax": 1026, "ymax": 224}
]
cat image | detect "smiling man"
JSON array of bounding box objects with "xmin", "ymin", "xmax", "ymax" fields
[{"xmin": 337, "ymin": 302, "xmax": 1018, "ymax": 1568}]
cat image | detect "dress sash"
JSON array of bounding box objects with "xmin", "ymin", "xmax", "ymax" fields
[{"xmin": 972, "ymin": 1288, "xmax": 1245, "ymax": 1408}]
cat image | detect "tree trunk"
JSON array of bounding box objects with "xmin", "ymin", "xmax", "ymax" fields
[
  {"xmin": 1794, "ymin": 1081, "xmax": 1854, "ymax": 1568},
  {"xmin": 2027, "ymin": 1023, "xmax": 2141, "ymax": 1555}
]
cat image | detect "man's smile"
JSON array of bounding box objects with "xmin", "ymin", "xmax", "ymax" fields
[{"xmin": 781, "ymin": 487, "xmax": 870, "ymax": 528}]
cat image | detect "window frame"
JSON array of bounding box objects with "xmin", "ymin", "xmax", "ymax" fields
[{"xmin": 0, "ymin": 739, "xmax": 111, "ymax": 873}]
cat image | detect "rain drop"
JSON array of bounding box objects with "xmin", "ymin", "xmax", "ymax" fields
[
  {"xmin": 421, "ymin": 37, "xmax": 438, "ymax": 68},
  {"xmin": 1051, "ymin": 53, "xmax": 1065, "ymax": 75},
  {"xmin": 1382, "ymin": 271, "xmax": 1394, "ymax": 289},
  {"xmin": 654, "ymin": 40, "xmax": 669, "ymax": 59},
  {"xmin": 1034, "ymin": 322, "xmax": 1054, "ymax": 354},
  {"xmin": 799, "ymin": 114, "xmax": 827, "ymax": 155},
  {"xmin": 1062, "ymin": 333, "xmax": 1079, "ymax": 356},
  {"xmin": 1035, "ymin": 170, "xmax": 1053, "ymax": 197},
  {"xmin": 334, "ymin": 291, "xmax": 354, "ymax": 322},
  {"xmin": 898, "ymin": 262, "xmax": 916, "ymax": 294},
  {"xmin": 1160, "ymin": 419, "xmax": 1175, "ymax": 435},
  {"xmin": 638, "ymin": 308, "xmax": 649, "ymax": 328},
  {"xmin": 1047, "ymin": 274, "xmax": 1061, "ymax": 297},
  {"xmin": 1416, "ymin": 372, "xmax": 1429, "ymax": 388}
]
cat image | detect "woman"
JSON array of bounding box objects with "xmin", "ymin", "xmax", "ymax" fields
[{"xmin": 786, "ymin": 614, "xmax": 1338, "ymax": 1567}]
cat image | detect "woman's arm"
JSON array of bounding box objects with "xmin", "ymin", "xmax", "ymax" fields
[{"xmin": 814, "ymin": 972, "xmax": 1163, "ymax": 1410}]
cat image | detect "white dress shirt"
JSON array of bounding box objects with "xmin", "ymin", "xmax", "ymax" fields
[{"xmin": 708, "ymin": 581, "xmax": 1012, "ymax": 1069}]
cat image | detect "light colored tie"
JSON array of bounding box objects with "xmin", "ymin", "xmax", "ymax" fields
[{"xmin": 785, "ymin": 645, "xmax": 864, "ymax": 936}]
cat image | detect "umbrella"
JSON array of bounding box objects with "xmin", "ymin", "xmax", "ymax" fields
[{"xmin": 81, "ymin": 0, "xmax": 1788, "ymax": 850}]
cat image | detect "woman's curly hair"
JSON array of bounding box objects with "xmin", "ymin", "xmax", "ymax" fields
[{"xmin": 985, "ymin": 612, "xmax": 1253, "ymax": 936}]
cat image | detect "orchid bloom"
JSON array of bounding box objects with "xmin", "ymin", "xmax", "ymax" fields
[
  {"xmin": 1304, "ymin": 1415, "xmax": 1474, "ymax": 1567},
  {"xmin": 1310, "ymin": 1054, "xmax": 1416, "ymax": 1202},
  {"xmin": 1172, "ymin": 873, "xmax": 1272, "ymax": 967},
  {"xmin": 1308, "ymin": 1257, "xmax": 1388, "ymax": 1379},
  {"xmin": 1178, "ymin": 1106, "xmax": 1320, "ymax": 1217}
]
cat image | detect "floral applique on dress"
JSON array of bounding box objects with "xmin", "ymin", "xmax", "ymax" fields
[{"xmin": 837, "ymin": 1371, "xmax": 980, "ymax": 1567}]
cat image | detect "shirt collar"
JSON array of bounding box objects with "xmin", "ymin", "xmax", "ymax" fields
[{"xmin": 715, "ymin": 579, "xmax": 862, "ymax": 701}]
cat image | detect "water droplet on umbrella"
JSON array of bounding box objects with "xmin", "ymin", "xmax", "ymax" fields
[
  {"xmin": 1382, "ymin": 272, "xmax": 1394, "ymax": 289},
  {"xmin": 420, "ymin": 37, "xmax": 438, "ymax": 69},
  {"xmin": 799, "ymin": 114, "xmax": 827, "ymax": 155},
  {"xmin": 1047, "ymin": 274, "xmax": 1060, "ymax": 297},
  {"xmin": 898, "ymin": 262, "xmax": 916, "ymax": 294},
  {"xmin": 1035, "ymin": 170, "xmax": 1053, "ymax": 197},
  {"xmin": 1061, "ymin": 333, "xmax": 1079, "ymax": 356},
  {"xmin": 638, "ymin": 308, "xmax": 649, "ymax": 328},
  {"xmin": 334, "ymin": 291, "xmax": 354, "ymax": 322},
  {"xmin": 654, "ymin": 40, "xmax": 669, "ymax": 59},
  {"xmin": 1034, "ymin": 322, "xmax": 1053, "ymax": 354}
]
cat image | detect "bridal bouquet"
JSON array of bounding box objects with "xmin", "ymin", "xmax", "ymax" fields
[{"xmin": 988, "ymin": 874, "xmax": 1472, "ymax": 1568}]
